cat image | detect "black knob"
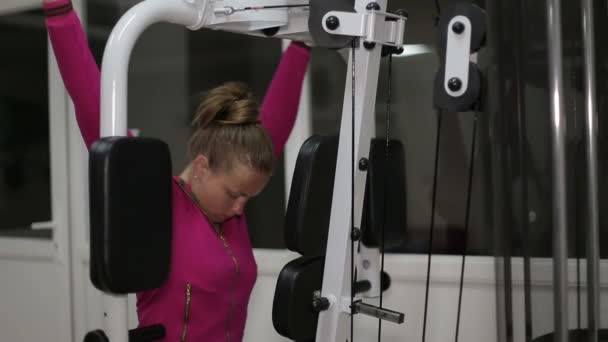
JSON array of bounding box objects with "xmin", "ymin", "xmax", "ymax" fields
[
  {"xmin": 366, "ymin": 2, "xmax": 381, "ymax": 11},
  {"xmin": 353, "ymin": 280, "xmax": 372, "ymax": 294},
  {"xmin": 395, "ymin": 9, "xmax": 409, "ymax": 19},
  {"xmin": 84, "ymin": 330, "xmax": 109, "ymax": 342},
  {"xmin": 363, "ymin": 41, "xmax": 376, "ymax": 50},
  {"xmin": 448, "ymin": 77, "xmax": 462, "ymax": 92},
  {"xmin": 358, "ymin": 158, "xmax": 369, "ymax": 171},
  {"xmin": 262, "ymin": 26, "xmax": 280, "ymax": 37},
  {"xmin": 351, "ymin": 227, "xmax": 362, "ymax": 241},
  {"xmin": 452, "ymin": 21, "xmax": 465, "ymax": 34},
  {"xmin": 382, "ymin": 45, "xmax": 404, "ymax": 57},
  {"xmin": 381, "ymin": 271, "xmax": 392, "ymax": 292},
  {"xmin": 326, "ymin": 16, "xmax": 340, "ymax": 30},
  {"xmin": 312, "ymin": 296, "xmax": 330, "ymax": 312}
]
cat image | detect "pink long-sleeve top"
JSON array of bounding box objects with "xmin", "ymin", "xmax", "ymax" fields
[{"xmin": 44, "ymin": 2, "xmax": 310, "ymax": 341}]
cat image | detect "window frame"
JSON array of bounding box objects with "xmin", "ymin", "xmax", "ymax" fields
[{"xmin": 0, "ymin": 6, "xmax": 71, "ymax": 263}]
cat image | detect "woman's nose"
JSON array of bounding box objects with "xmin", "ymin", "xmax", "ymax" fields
[{"xmin": 232, "ymin": 198, "xmax": 247, "ymax": 216}]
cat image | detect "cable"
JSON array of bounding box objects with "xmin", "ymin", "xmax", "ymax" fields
[
  {"xmin": 215, "ymin": 4, "xmax": 308, "ymax": 15},
  {"xmin": 377, "ymin": 52, "xmax": 394, "ymax": 342},
  {"xmin": 424, "ymin": 1, "xmax": 443, "ymax": 339},
  {"xmin": 434, "ymin": 0, "xmax": 441, "ymax": 26},
  {"xmin": 454, "ymin": 113, "xmax": 478, "ymax": 342},
  {"xmin": 421, "ymin": 110, "xmax": 443, "ymax": 342},
  {"xmin": 350, "ymin": 38, "xmax": 357, "ymax": 342},
  {"xmin": 243, "ymin": 4, "xmax": 309, "ymax": 10}
]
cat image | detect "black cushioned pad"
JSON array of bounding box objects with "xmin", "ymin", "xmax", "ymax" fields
[
  {"xmin": 285, "ymin": 135, "xmax": 339, "ymax": 256},
  {"xmin": 272, "ymin": 256, "xmax": 324, "ymax": 341},
  {"xmin": 361, "ymin": 138, "xmax": 407, "ymax": 251},
  {"xmin": 89, "ymin": 137, "xmax": 172, "ymax": 294}
]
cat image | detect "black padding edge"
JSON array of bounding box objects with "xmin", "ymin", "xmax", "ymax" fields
[
  {"xmin": 272, "ymin": 256, "xmax": 324, "ymax": 341},
  {"xmin": 361, "ymin": 138, "xmax": 407, "ymax": 251},
  {"xmin": 89, "ymin": 137, "xmax": 172, "ymax": 294},
  {"xmin": 284, "ymin": 135, "xmax": 339, "ymax": 256}
]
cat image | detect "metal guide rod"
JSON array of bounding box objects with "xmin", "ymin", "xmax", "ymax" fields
[
  {"xmin": 352, "ymin": 301, "xmax": 405, "ymax": 324},
  {"xmin": 546, "ymin": 0, "xmax": 569, "ymax": 341},
  {"xmin": 582, "ymin": 0, "xmax": 600, "ymax": 340}
]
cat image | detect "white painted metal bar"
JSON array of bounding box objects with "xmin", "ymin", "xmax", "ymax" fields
[
  {"xmin": 99, "ymin": 1, "xmax": 204, "ymax": 341},
  {"xmin": 315, "ymin": 1, "xmax": 387, "ymax": 341},
  {"xmin": 100, "ymin": 0, "xmax": 202, "ymax": 138}
]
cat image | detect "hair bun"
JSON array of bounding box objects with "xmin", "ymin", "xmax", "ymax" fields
[{"xmin": 193, "ymin": 81, "xmax": 260, "ymax": 128}]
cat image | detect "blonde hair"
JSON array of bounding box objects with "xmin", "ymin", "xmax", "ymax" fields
[{"xmin": 188, "ymin": 82, "xmax": 274, "ymax": 174}]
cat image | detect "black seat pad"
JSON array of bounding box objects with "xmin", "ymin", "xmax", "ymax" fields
[
  {"xmin": 284, "ymin": 135, "xmax": 338, "ymax": 256},
  {"xmin": 361, "ymin": 138, "xmax": 407, "ymax": 251},
  {"xmin": 272, "ymin": 256, "xmax": 324, "ymax": 342},
  {"xmin": 89, "ymin": 137, "xmax": 172, "ymax": 294}
]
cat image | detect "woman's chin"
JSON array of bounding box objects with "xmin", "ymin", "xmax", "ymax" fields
[{"xmin": 213, "ymin": 215, "xmax": 227, "ymax": 224}]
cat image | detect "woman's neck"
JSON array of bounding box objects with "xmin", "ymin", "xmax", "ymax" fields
[
  {"xmin": 177, "ymin": 164, "xmax": 223, "ymax": 231},
  {"xmin": 179, "ymin": 164, "xmax": 193, "ymax": 183}
]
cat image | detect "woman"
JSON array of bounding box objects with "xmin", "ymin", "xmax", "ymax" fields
[{"xmin": 43, "ymin": 0, "xmax": 310, "ymax": 341}]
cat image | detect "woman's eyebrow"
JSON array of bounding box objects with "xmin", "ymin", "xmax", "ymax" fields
[{"xmin": 227, "ymin": 187, "xmax": 250, "ymax": 197}]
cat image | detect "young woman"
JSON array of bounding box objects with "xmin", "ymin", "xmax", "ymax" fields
[{"xmin": 43, "ymin": 1, "xmax": 310, "ymax": 341}]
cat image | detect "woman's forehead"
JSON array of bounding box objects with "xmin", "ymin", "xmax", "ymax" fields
[{"xmin": 221, "ymin": 164, "xmax": 269, "ymax": 194}]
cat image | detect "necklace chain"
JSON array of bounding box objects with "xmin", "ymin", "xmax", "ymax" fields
[{"xmin": 177, "ymin": 178, "xmax": 223, "ymax": 235}]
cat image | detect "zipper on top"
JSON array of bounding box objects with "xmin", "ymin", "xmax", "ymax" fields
[
  {"xmin": 180, "ymin": 283, "xmax": 192, "ymax": 342},
  {"xmin": 177, "ymin": 178, "xmax": 240, "ymax": 342}
]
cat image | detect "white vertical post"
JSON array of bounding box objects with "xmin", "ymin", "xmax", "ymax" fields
[
  {"xmin": 315, "ymin": 1, "xmax": 385, "ymax": 341},
  {"xmin": 98, "ymin": 1, "xmax": 202, "ymax": 341},
  {"xmin": 100, "ymin": 0, "xmax": 200, "ymax": 137}
]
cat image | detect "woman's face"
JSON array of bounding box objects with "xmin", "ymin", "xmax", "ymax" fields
[{"xmin": 190, "ymin": 155, "xmax": 270, "ymax": 224}]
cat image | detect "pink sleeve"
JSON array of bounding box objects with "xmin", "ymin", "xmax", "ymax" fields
[
  {"xmin": 259, "ymin": 42, "xmax": 311, "ymax": 158},
  {"xmin": 44, "ymin": 0, "xmax": 101, "ymax": 150}
]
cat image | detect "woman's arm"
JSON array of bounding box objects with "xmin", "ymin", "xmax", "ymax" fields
[
  {"xmin": 44, "ymin": 0, "xmax": 101, "ymax": 149},
  {"xmin": 259, "ymin": 42, "xmax": 311, "ymax": 158}
]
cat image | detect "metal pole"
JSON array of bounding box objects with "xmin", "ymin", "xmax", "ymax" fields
[
  {"xmin": 546, "ymin": 0, "xmax": 569, "ymax": 341},
  {"xmin": 99, "ymin": 1, "xmax": 200, "ymax": 341},
  {"xmin": 581, "ymin": 0, "xmax": 600, "ymax": 340}
]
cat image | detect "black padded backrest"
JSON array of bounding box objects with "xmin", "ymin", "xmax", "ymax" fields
[
  {"xmin": 89, "ymin": 137, "xmax": 172, "ymax": 294},
  {"xmin": 361, "ymin": 138, "xmax": 407, "ymax": 251},
  {"xmin": 284, "ymin": 135, "xmax": 339, "ymax": 256},
  {"xmin": 272, "ymin": 255, "xmax": 324, "ymax": 341}
]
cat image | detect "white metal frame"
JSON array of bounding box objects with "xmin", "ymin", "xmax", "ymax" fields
[
  {"xmin": 322, "ymin": 8, "xmax": 405, "ymax": 47},
  {"xmin": 315, "ymin": 1, "xmax": 387, "ymax": 339},
  {"xmin": 98, "ymin": 0, "xmax": 404, "ymax": 341},
  {"xmin": 443, "ymin": 15, "xmax": 471, "ymax": 97},
  {"xmin": 0, "ymin": 0, "xmax": 39, "ymax": 16}
]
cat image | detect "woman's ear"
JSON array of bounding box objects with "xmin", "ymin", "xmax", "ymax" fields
[{"xmin": 192, "ymin": 154, "xmax": 210, "ymax": 178}]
